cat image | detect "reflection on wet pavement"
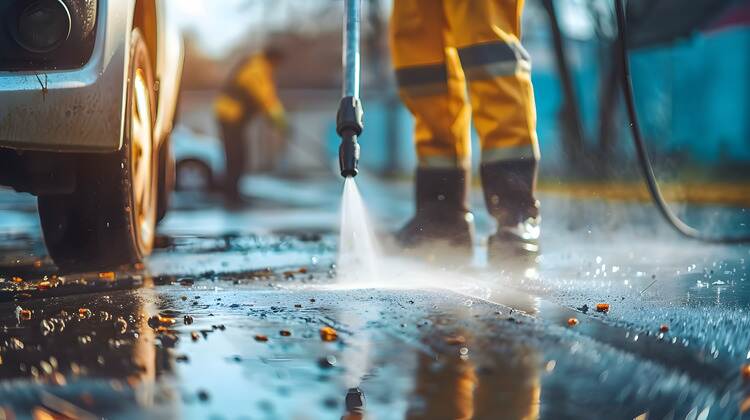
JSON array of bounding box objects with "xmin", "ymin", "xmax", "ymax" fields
[{"xmin": 0, "ymin": 179, "xmax": 748, "ymax": 419}]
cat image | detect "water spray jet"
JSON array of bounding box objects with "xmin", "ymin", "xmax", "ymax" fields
[{"xmin": 334, "ymin": 0, "xmax": 383, "ymax": 285}]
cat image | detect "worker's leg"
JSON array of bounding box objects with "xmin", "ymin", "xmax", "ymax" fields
[
  {"xmin": 215, "ymin": 93, "xmax": 249, "ymax": 206},
  {"xmin": 220, "ymin": 121, "xmax": 246, "ymax": 205},
  {"xmin": 391, "ymin": 0, "xmax": 471, "ymax": 169},
  {"xmin": 445, "ymin": 0, "xmax": 541, "ymax": 257},
  {"xmin": 390, "ymin": 0, "xmax": 474, "ymax": 253}
]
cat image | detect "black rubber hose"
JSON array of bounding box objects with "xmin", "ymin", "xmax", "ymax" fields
[{"xmin": 614, "ymin": 0, "xmax": 750, "ymax": 243}]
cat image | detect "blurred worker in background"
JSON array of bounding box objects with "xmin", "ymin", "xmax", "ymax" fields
[
  {"xmin": 214, "ymin": 47, "xmax": 288, "ymax": 206},
  {"xmin": 391, "ymin": 0, "xmax": 540, "ymax": 260}
]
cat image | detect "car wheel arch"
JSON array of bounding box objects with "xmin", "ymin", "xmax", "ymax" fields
[{"xmin": 132, "ymin": 0, "xmax": 158, "ymax": 84}]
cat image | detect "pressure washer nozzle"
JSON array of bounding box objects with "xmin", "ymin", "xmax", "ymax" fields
[{"xmin": 339, "ymin": 132, "xmax": 360, "ymax": 178}]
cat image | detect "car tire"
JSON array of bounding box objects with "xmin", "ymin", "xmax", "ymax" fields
[
  {"xmin": 175, "ymin": 158, "xmax": 213, "ymax": 192},
  {"xmin": 38, "ymin": 28, "xmax": 158, "ymax": 271},
  {"xmin": 156, "ymin": 135, "xmax": 175, "ymax": 223}
]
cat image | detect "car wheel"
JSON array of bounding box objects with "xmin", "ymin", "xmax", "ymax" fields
[
  {"xmin": 175, "ymin": 159, "xmax": 213, "ymax": 191},
  {"xmin": 38, "ymin": 28, "xmax": 158, "ymax": 271}
]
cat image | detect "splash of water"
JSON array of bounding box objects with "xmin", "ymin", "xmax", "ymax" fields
[{"xmin": 338, "ymin": 178, "xmax": 381, "ymax": 284}]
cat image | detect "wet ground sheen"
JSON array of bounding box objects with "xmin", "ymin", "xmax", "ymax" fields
[{"xmin": 0, "ymin": 175, "xmax": 749, "ymax": 419}]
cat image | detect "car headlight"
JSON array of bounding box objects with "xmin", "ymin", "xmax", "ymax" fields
[{"xmin": 14, "ymin": 0, "xmax": 72, "ymax": 53}]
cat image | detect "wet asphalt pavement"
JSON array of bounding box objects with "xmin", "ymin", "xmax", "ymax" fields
[{"xmin": 0, "ymin": 174, "xmax": 749, "ymax": 419}]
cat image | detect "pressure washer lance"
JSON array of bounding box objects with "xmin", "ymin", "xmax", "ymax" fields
[{"xmin": 337, "ymin": 0, "xmax": 364, "ymax": 178}]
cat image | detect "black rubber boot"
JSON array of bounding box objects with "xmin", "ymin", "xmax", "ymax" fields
[
  {"xmin": 396, "ymin": 168, "xmax": 475, "ymax": 254},
  {"xmin": 481, "ymin": 159, "xmax": 541, "ymax": 260}
]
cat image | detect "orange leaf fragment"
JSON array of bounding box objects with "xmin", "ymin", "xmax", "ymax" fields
[
  {"xmin": 741, "ymin": 396, "xmax": 750, "ymax": 414},
  {"xmin": 320, "ymin": 326, "xmax": 338, "ymax": 342},
  {"xmin": 98, "ymin": 272, "xmax": 115, "ymax": 280},
  {"xmin": 595, "ymin": 303, "xmax": 610, "ymax": 313},
  {"xmin": 444, "ymin": 335, "xmax": 466, "ymax": 345},
  {"xmin": 19, "ymin": 309, "xmax": 32, "ymax": 321},
  {"xmin": 254, "ymin": 334, "xmax": 268, "ymax": 342},
  {"xmin": 159, "ymin": 316, "xmax": 176, "ymax": 326},
  {"xmin": 147, "ymin": 315, "xmax": 176, "ymax": 328},
  {"xmin": 741, "ymin": 364, "xmax": 750, "ymax": 381},
  {"xmin": 567, "ymin": 318, "xmax": 579, "ymax": 327}
]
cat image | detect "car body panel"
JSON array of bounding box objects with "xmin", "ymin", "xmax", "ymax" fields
[
  {"xmin": 154, "ymin": 1, "xmax": 183, "ymax": 149},
  {"xmin": 0, "ymin": 0, "xmax": 183, "ymax": 153},
  {"xmin": 0, "ymin": 0, "xmax": 129, "ymax": 152}
]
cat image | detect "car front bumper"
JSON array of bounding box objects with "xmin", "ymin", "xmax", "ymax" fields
[{"xmin": 0, "ymin": 0, "xmax": 131, "ymax": 152}]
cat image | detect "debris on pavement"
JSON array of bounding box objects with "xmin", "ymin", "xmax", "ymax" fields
[
  {"xmin": 318, "ymin": 355, "xmax": 337, "ymax": 368},
  {"xmin": 197, "ymin": 390, "xmax": 210, "ymax": 402},
  {"xmin": 115, "ymin": 317, "xmax": 128, "ymax": 334},
  {"xmin": 741, "ymin": 397, "xmax": 750, "ymax": 414},
  {"xmin": 78, "ymin": 308, "xmax": 92, "ymax": 319},
  {"xmin": 742, "ymin": 364, "xmax": 750, "ymax": 381},
  {"xmin": 567, "ymin": 317, "xmax": 579, "ymax": 327},
  {"xmin": 179, "ymin": 278, "xmax": 195, "ymax": 286},
  {"xmin": 159, "ymin": 332, "xmax": 179, "ymax": 348},
  {"xmin": 659, "ymin": 324, "xmax": 669, "ymax": 333},
  {"xmin": 254, "ymin": 334, "xmax": 269, "ymax": 342},
  {"xmin": 283, "ymin": 267, "xmax": 308, "ymax": 279},
  {"xmin": 595, "ymin": 303, "xmax": 610, "ymax": 313},
  {"xmin": 148, "ymin": 315, "xmax": 176, "ymax": 328},
  {"xmin": 444, "ymin": 335, "xmax": 466, "ymax": 345},
  {"xmin": 319, "ymin": 326, "xmax": 338, "ymax": 342},
  {"xmin": 98, "ymin": 272, "xmax": 115, "ymax": 280},
  {"xmin": 15, "ymin": 306, "xmax": 31, "ymax": 321},
  {"xmin": 345, "ymin": 387, "xmax": 366, "ymax": 414}
]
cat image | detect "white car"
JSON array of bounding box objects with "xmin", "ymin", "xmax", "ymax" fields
[
  {"xmin": 171, "ymin": 125, "xmax": 226, "ymax": 192},
  {"xmin": 0, "ymin": 0, "xmax": 183, "ymax": 269}
]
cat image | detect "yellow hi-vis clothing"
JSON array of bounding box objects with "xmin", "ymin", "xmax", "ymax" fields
[
  {"xmin": 390, "ymin": 0, "xmax": 540, "ymax": 169},
  {"xmin": 214, "ymin": 54, "xmax": 285, "ymax": 126}
]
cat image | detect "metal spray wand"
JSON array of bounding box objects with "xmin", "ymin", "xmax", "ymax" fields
[{"xmin": 336, "ymin": 0, "xmax": 363, "ymax": 178}]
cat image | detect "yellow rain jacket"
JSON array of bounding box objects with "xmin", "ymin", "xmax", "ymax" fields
[
  {"xmin": 390, "ymin": 0, "xmax": 539, "ymax": 169},
  {"xmin": 214, "ymin": 54, "xmax": 286, "ymax": 129}
]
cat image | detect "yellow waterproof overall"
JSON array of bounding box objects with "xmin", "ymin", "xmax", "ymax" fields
[
  {"xmin": 213, "ymin": 54, "xmax": 285, "ymax": 201},
  {"xmin": 214, "ymin": 54, "xmax": 284, "ymax": 125},
  {"xmin": 390, "ymin": 0, "xmax": 539, "ymax": 169}
]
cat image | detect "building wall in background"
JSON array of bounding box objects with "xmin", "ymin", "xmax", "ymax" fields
[
  {"xmin": 631, "ymin": 27, "xmax": 750, "ymax": 164},
  {"xmin": 328, "ymin": 26, "xmax": 750, "ymax": 177},
  {"xmin": 177, "ymin": 22, "xmax": 749, "ymax": 179}
]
